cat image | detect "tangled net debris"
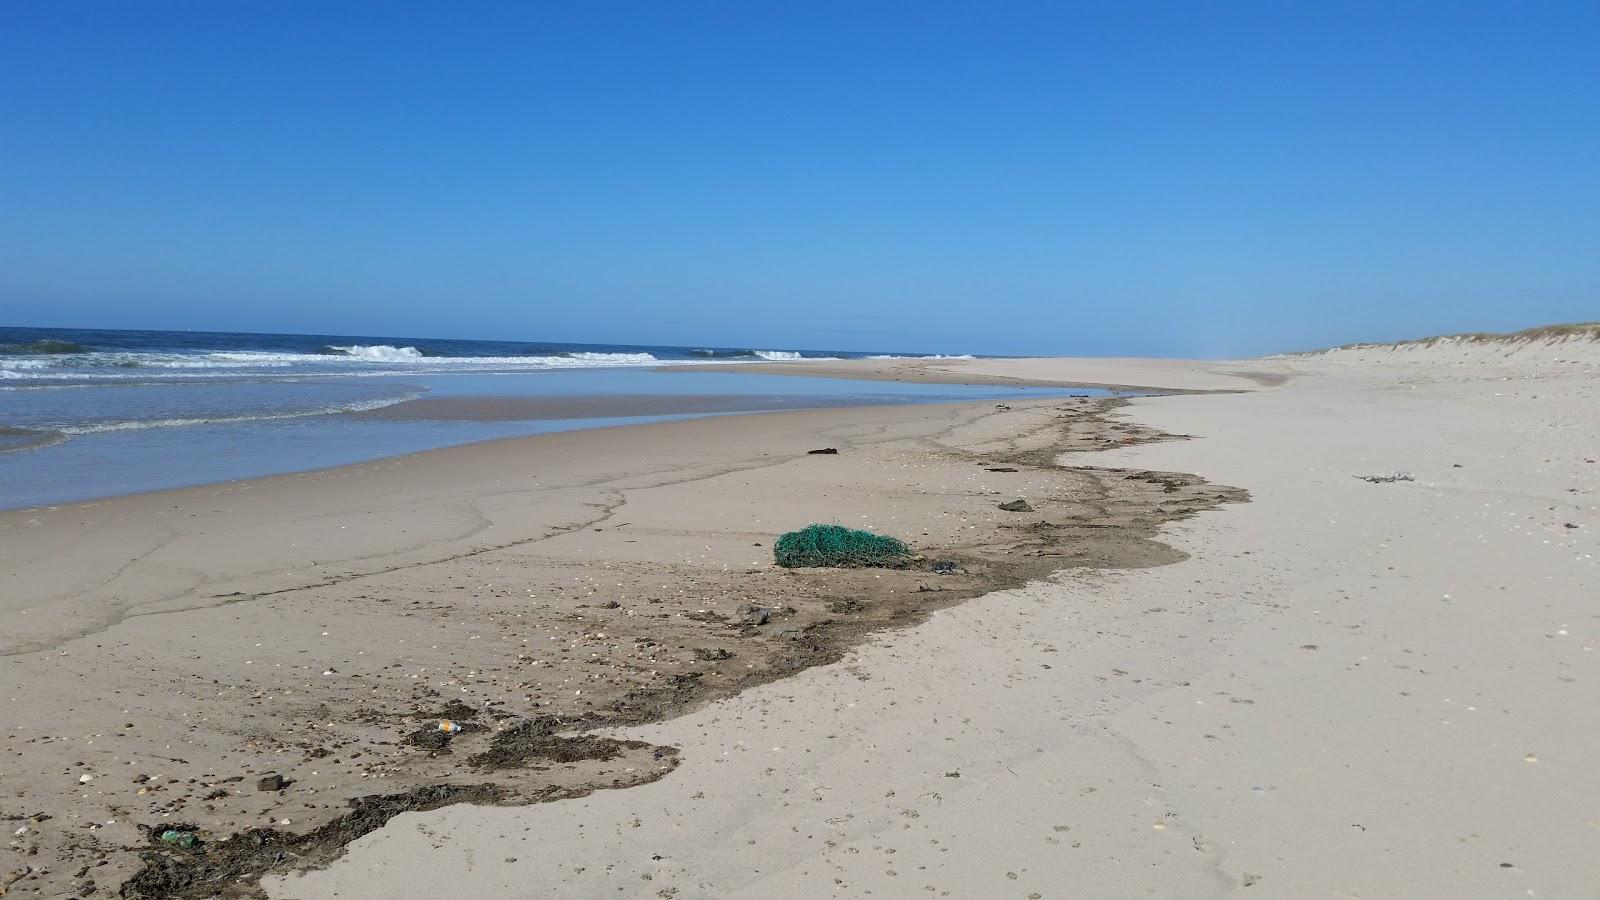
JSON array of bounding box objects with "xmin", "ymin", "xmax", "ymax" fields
[{"xmin": 773, "ymin": 524, "xmax": 912, "ymax": 569}]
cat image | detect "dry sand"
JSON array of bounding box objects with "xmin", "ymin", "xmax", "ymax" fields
[
  {"xmin": 268, "ymin": 339, "xmax": 1598, "ymax": 899},
  {"xmin": 675, "ymin": 356, "xmax": 1285, "ymax": 392}
]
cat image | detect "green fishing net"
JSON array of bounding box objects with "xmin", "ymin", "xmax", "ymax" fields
[{"xmin": 772, "ymin": 524, "xmax": 912, "ymax": 568}]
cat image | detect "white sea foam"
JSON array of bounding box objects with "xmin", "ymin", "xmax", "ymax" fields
[
  {"xmin": 196, "ymin": 347, "xmax": 662, "ymax": 368},
  {"xmin": 0, "ymin": 342, "xmax": 904, "ymax": 384},
  {"xmin": 0, "ymin": 348, "xmax": 672, "ymax": 380},
  {"xmin": 867, "ymin": 354, "xmax": 976, "ymax": 360},
  {"xmin": 566, "ymin": 352, "xmax": 659, "ymax": 364},
  {"xmin": 58, "ymin": 392, "xmax": 424, "ymax": 434},
  {"xmin": 326, "ymin": 344, "xmax": 428, "ymax": 360}
]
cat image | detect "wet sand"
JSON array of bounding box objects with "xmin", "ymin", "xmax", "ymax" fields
[{"xmin": 343, "ymin": 393, "xmax": 888, "ymax": 422}]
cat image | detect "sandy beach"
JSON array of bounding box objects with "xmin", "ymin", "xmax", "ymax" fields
[
  {"xmin": 4, "ymin": 335, "xmax": 1597, "ymax": 898},
  {"xmin": 10, "ymin": 5, "xmax": 1597, "ymax": 897},
  {"xmin": 675, "ymin": 356, "xmax": 1286, "ymax": 393},
  {"xmin": 2, "ymin": 374, "xmax": 1235, "ymax": 897},
  {"xmin": 279, "ymin": 335, "xmax": 1596, "ymax": 898}
]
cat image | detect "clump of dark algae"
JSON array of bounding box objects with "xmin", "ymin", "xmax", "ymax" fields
[
  {"xmin": 121, "ymin": 785, "xmax": 505, "ymax": 900},
  {"xmin": 467, "ymin": 717, "xmax": 656, "ymax": 771}
]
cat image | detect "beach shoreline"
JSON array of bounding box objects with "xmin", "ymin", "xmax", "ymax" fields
[
  {"xmin": 1, "ymin": 379, "xmax": 1242, "ymax": 899},
  {"xmin": 669, "ymin": 355, "xmax": 1291, "ymax": 392},
  {"xmin": 5, "ymin": 343, "xmax": 1597, "ymax": 898},
  {"xmin": 0, "ymin": 362, "xmax": 1098, "ymax": 512}
]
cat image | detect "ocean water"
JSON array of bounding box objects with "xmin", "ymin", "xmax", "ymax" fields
[
  {"xmin": 0, "ymin": 326, "xmax": 976, "ymax": 385},
  {"xmin": 0, "ymin": 326, "xmax": 1089, "ymax": 510}
]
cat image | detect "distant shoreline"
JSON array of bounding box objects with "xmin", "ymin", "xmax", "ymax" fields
[{"xmin": 670, "ymin": 354, "xmax": 1288, "ymax": 391}]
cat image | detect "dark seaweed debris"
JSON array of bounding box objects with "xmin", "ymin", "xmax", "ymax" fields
[
  {"xmin": 120, "ymin": 784, "xmax": 506, "ymax": 899},
  {"xmin": 466, "ymin": 717, "xmax": 650, "ymax": 771}
]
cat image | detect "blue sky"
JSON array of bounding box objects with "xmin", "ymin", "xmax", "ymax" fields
[{"xmin": 2, "ymin": 2, "xmax": 1596, "ymax": 357}]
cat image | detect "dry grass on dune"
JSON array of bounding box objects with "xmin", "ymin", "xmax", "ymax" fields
[{"xmin": 1292, "ymin": 321, "xmax": 1600, "ymax": 355}]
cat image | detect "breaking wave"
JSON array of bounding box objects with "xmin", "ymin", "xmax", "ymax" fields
[
  {"xmin": 57, "ymin": 393, "xmax": 423, "ymax": 434},
  {"xmin": 0, "ymin": 333, "xmax": 966, "ymax": 386},
  {"xmin": 0, "ymin": 340, "xmax": 90, "ymax": 355},
  {"xmin": 320, "ymin": 344, "xmax": 431, "ymax": 360},
  {"xmin": 0, "ymin": 348, "xmax": 668, "ymax": 381},
  {"xmin": 565, "ymin": 352, "xmax": 660, "ymax": 364},
  {"xmin": 0, "ymin": 426, "xmax": 68, "ymax": 453}
]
